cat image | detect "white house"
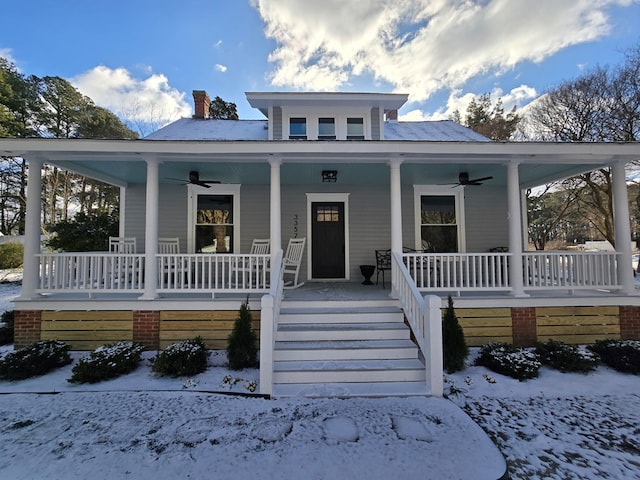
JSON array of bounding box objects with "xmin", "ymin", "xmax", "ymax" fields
[{"xmin": 2, "ymin": 90, "xmax": 639, "ymax": 397}]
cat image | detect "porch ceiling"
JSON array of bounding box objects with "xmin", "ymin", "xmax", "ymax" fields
[{"xmin": 2, "ymin": 137, "xmax": 638, "ymax": 189}]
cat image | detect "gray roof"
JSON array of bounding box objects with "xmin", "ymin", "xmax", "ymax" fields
[
  {"xmin": 145, "ymin": 119, "xmax": 269, "ymax": 140},
  {"xmin": 145, "ymin": 118, "xmax": 490, "ymax": 142},
  {"xmin": 384, "ymin": 120, "xmax": 490, "ymax": 141}
]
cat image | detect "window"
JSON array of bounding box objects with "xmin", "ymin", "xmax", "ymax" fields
[
  {"xmin": 346, "ymin": 118, "xmax": 364, "ymax": 140},
  {"xmin": 316, "ymin": 205, "xmax": 340, "ymax": 222},
  {"xmin": 318, "ymin": 117, "xmax": 336, "ymax": 140},
  {"xmin": 195, "ymin": 195, "xmax": 235, "ymax": 253},
  {"xmin": 289, "ymin": 117, "xmax": 307, "ymax": 140},
  {"xmin": 414, "ymin": 187, "xmax": 465, "ymax": 253}
]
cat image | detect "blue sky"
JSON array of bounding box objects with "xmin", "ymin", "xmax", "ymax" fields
[{"xmin": 2, "ymin": 0, "xmax": 639, "ymax": 134}]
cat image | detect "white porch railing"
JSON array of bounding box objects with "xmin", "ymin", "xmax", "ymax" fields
[
  {"xmin": 392, "ymin": 252, "xmax": 443, "ymax": 397},
  {"xmin": 157, "ymin": 253, "xmax": 271, "ymax": 293},
  {"xmin": 522, "ymin": 251, "xmax": 620, "ymax": 290},
  {"xmin": 37, "ymin": 252, "xmax": 145, "ymax": 293},
  {"xmin": 36, "ymin": 252, "xmax": 271, "ymax": 294},
  {"xmin": 404, "ymin": 251, "xmax": 620, "ymax": 293},
  {"xmin": 260, "ymin": 249, "xmax": 285, "ymax": 397}
]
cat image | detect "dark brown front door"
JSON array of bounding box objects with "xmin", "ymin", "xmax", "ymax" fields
[{"xmin": 311, "ymin": 202, "xmax": 345, "ymax": 278}]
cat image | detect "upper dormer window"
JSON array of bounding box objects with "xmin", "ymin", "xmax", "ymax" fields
[
  {"xmin": 318, "ymin": 118, "xmax": 336, "ymax": 140},
  {"xmin": 289, "ymin": 117, "xmax": 307, "ymax": 140},
  {"xmin": 347, "ymin": 118, "xmax": 364, "ymax": 140}
]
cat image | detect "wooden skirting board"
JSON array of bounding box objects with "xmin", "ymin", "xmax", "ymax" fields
[{"xmin": 160, "ymin": 310, "xmax": 260, "ymax": 350}]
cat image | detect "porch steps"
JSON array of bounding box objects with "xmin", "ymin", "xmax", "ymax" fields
[{"xmin": 271, "ymin": 301, "xmax": 428, "ymax": 398}]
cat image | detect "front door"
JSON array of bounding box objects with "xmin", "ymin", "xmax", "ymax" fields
[{"xmin": 311, "ymin": 202, "xmax": 345, "ymax": 278}]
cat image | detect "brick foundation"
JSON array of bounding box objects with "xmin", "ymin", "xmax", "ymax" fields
[
  {"xmin": 13, "ymin": 310, "xmax": 42, "ymax": 348},
  {"xmin": 133, "ymin": 310, "xmax": 160, "ymax": 350},
  {"xmin": 619, "ymin": 305, "xmax": 640, "ymax": 340},
  {"xmin": 511, "ymin": 307, "xmax": 537, "ymax": 346}
]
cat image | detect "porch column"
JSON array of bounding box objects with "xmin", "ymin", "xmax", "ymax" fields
[
  {"xmin": 389, "ymin": 158, "xmax": 403, "ymax": 295},
  {"xmin": 506, "ymin": 160, "xmax": 527, "ymax": 297},
  {"xmin": 269, "ymin": 157, "xmax": 282, "ymax": 263},
  {"xmin": 612, "ymin": 161, "xmax": 635, "ymax": 294},
  {"xmin": 140, "ymin": 157, "xmax": 160, "ymax": 300},
  {"xmin": 19, "ymin": 157, "xmax": 43, "ymax": 300}
]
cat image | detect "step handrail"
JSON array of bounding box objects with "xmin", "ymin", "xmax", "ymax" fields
[{"xmin": 392, "ymin": 251, "xmax": 443, "ymax": 397}]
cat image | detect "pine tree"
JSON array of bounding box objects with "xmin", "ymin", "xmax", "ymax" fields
[
  {"xmin": 442, "ymin": 296, "xmax": 468, "ymax": 373},
  {"xmin": 227, "ymin": 299, "xmax": 258, "ymax": 370}
]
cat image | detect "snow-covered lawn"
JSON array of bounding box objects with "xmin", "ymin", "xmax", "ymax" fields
[{"xmin": 1, "ymin": 277, "xmax": 640, "ymax": 479}]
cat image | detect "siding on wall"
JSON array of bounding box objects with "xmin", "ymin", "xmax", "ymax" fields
[
  {"xmin": 462, "ymin": 186, "xmax": 509, "ymax": 252},
  {"xmin": 240, "ymin": 185, "xmax": 271, "ymax": 253},
  {"xmin": 273, "ymin": 107, "xmax": 283, "ymax": 140},
  {"xmin": 124, "ymin": 184, "xmax": 147, "ymax": 252},
  {"xmin": 371, "ymin": 107, "xmax": 381, "ymax": 140},
  {"xmin": 125, "ymin": 175, "xmax": 510, "ymax": 280}
]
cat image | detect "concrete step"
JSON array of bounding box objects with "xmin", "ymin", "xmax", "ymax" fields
[
  {"xmin": 272, "ymin": 358, "xmax": 425, "ymax": 384},
  {"xmin": 273, "ymin": 339, "xmax": 419, "ymax": 361},
  {"xmin": 276, "ymin": 322, "xmax": 410, "ymax": 341}
]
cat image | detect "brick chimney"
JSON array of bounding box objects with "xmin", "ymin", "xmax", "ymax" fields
[
  {"xmin": 386, "ymin": 109, "xmax": 398, "ymax": 122},
  {"xmin": 192, "ymin": 90, "xmax": 210, "ymax": 119}
]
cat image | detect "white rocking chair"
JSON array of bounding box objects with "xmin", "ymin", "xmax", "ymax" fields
[
  {"xmin": 109, "ymin": 236, "xmax": 136, "ymax": 253},
  {"xmin": 283, "ymin": 237, "xmax": 306, "ymax": 289}
]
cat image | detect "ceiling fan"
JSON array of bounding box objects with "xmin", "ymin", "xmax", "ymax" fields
[
  {"xmin": 166, "ymin": 170, "xmax": 221, "ymax": 188},
  {"xmin": 451, "ymin": 171, "xmax": 493, "ymax": 187}
]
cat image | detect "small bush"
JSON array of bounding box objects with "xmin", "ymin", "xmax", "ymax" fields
[
  {"xmin": 0, "ymin": 340, "xmax": 72, "ymax": 380},
  {"xmin": 227, "ymin": 300, "xmax": 258, "ymax": 370},
  {"xmin": 150, "ymin": 338, "xmax": 208, "ymax": 377},
  {"xmin": 475, "ymin": 342, "xmax": 541, "ymax": 381},
  {"xmin": 442, "ymin": 296, "xmax": 468, "ymax": 373},
  {"xmin": 68, "ymin": 341, "xmax": 145, "ymax": 384},
  {"xmin": 535, "ymin": 340, "xmax": 600, "ymax": 373},
  {"xmin": 588, "ymin": 340, "xmax": 640, "ymax": 374},
  {"xmin": 0, "ymin": 310, "xmax": 15, "ymax": 346},
  {"xmin": 0, "ymin": 243, "xmax": 23, "ymax": 269}
]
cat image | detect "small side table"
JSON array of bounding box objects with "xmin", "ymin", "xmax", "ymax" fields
[{"xmin": 359, "ymin": 265, "xmax": 375, "ymax": 285}]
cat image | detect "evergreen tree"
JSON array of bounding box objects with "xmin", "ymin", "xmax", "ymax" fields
[
  {"xmin": 442, "ymin": 296, "xmax": 468, "ymax": 373},
  {"xmin": 209, "ymin": 96, "xmax": 239, "ymax": 120},
  {"xmin": 227, "ymin": 299, "xmax": 258, "ymax": 370}
]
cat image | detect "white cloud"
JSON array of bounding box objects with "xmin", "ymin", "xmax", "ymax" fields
[
  {"xmin": 0, "ymin": 47, "xmax": 17, "ymax": 66},
  {"xmin": 214, "ymin": 40, "xmax": 223, "ymax": 48},
  {"xmin": 215, "ymin": 64, "xmax": 228, "ymax": 73},
  {"xmin": 71, "ymin": 66, "xmax": 192, "ymax": 131},
  {"xmin": 400, "ymin": 85, "xmax": 538, "ymax": 121},
  {"xmin": 250, "ymin": 0, "xmax": 628, "ymax": 100}
]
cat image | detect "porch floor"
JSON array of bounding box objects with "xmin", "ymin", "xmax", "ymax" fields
[{"xmin": 18, "ymin": 280, "xmax": 640, "ymax": 309}]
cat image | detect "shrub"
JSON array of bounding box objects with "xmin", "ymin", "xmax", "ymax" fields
[
  {"xmin": 588, "ymin": 340, "xmax": 640, "ymax": 374},
  {"xmin": 227, "ymin": 300, "xmax": 258, "ymax": 370},
  {"xmin": 68, "ymin": 341, "xmax": 145, "ymax": 384},
  {"xmin": 45, "ymin": 210, "xmax": 118, "ymax": 252},
  {"xmin": 534, "ymin": 339, "xmax": 600, "ymax": 373},
  {"xmin": 0, "ymin": 243, "xmax": 23, "ymax": 269},
  {"xmin": 475, "ymin": 342, "xmax": 541, "ymax": 381},
  {"xmin": 0, "ymin": 340, "xmax": 72, "ymax": 380},
  {"xmin": 442, "ymin": 296, "xmax": 468, "ymax": 373},
  {"xmin": 150, "ymin": 338, "xmax": 208, "ymax": 377},
  {"xmin": 0, "ymin": 310, "xmax": 14, "ymax": 346}
]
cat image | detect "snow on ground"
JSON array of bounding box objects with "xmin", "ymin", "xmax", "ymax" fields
[{"xmin": 1, "ymin": 274, "xmax": 640, "ymax": 479}]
